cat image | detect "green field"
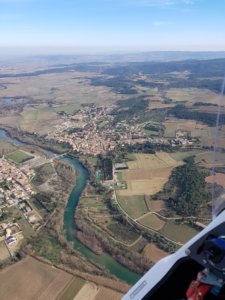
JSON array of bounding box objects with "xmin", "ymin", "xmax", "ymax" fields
[
  {"xmin": 195, "ymin": 151, "xmax": 225, "ymax": 168},
  {"xmin": 170, "ymin": 151, "xmax": 202, "ymax": 161},
  {"xmin": 107, "ymin": 222, "xmax": 140, "ymax": 243},
  {"xmin": 166, "ymin": 88, "xmax": 219, "ymax": 105},
  {"xmin": 40, "ymin": 163, "xmax": 54, "ymax": 173},
  {"xmin": 81, "ymin": 196, "xmax": 105, "ymax": 209},
  {"xmin": 116, "ymin": 172, "xmax": 123, "ymax": 181},
  {"xmin": 6, "ymin": 150, "xmax": 33, "ymax": 164},
  {"xmin": 58, "ymin": 277, "xmax": 85, "ymax": 300},
  {"xmin": 117, "ymin": 195, "xmax": 148, "ymax": 219},
  {"xmin": 138, "ymin": 213, "xmax": 165, "ymax": 231},
  {"xmin": 17, "ymin": 214, "xmax": 35, "ymax": 238},
  {"xmin": 126, "ymin": 153, "xmax": 136, "ymax": 161},
  {"xmin": 7, "ymin": 203, "xmax": 39, "ymax": 239},
  {"xmin": 0, "ymin": 140, "xmax": 16, "ymax": 157},
  {"xmin": 160, "ymin": 221, "xmax": 199, "ymax": 244},
  {"xmin": 20, "ymin": 107, "xmax": 61, "ymax": 134}
]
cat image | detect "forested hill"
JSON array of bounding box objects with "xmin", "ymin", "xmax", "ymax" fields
[
  {"xmin": 102, "ymin": 58, "xmax": 225, "ymax": 77},
  {"xmin": 91, "ymin": 58, "xmax": 225, "ymax": 93},
  {"xmin": 1, "ymin": 57, "xmax": 224, "ymax": 94},
  {"xmin": 1, "ymin": 58, "xmax": 225, "ymax": 79}
]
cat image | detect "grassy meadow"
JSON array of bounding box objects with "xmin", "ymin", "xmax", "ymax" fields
[{"xmin": 6, "ymin": 150, "xmax": 33, "ymax": 164}]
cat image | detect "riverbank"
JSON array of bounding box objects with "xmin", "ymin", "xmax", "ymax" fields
[
  {"xmin": 63, "ymin": 157, "xmax": 141, "ymax": 285},
  {"xmin": 0, "ymin": 126, "xmax": 69, "ymax": 155}
]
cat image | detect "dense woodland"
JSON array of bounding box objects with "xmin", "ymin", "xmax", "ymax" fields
[
  {"xmin": 170, "ymin": 104, "xmax": 225, "ymax": 126},
  {"xmin": 167, "ymin": 157, "xmax": 209, "ymax": 216},
  {"xmin": 111, "ymin": 96, "xmax": 149, "ymax": 123}
]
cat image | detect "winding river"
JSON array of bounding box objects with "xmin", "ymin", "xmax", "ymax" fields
[{"xmin": 0, "ymin": 129, "xmax": 140, "ymax": 285}]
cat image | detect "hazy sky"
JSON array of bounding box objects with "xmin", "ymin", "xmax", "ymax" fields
[{"xmin": 0, "ymin": 0, "xmax": 225, "ymax": 54}]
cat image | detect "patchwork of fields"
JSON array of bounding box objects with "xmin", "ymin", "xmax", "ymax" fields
[
  {"xmin": 116, "ymin": 152, "xmax": 199, "ymax": 244},
  {"xmin": 0, "ymin": 72, "xmax": 124, "ymax": 134},
  {"xmin": 0, "ymin": 257, "xmax": 73, "ymax": 300},
  {"xmin": 73, "ymin": 283, "xmax": 123, "ymax": 300},
  {"xmin": 166, "ymin": 88, "xmax": 224, "ymax": 105},
  {"xmin": 117, "ymin": 152, "xmax": 182, "ymax": 197},
  {"xmin": 80, "ymin": 195, "xmax": 140, "ymax": 244},
  {"xmin": 0, "ymin": 257, "xmax": 124, "ymax": 300},
  {"xmin": 138, "ymin": 213, "xmax": 165, "ymax": 231}
]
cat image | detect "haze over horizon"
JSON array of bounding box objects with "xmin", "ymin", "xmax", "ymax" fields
[{"xmin": 0, "ymin": 0, "xmax": 225, "ymax": 55}]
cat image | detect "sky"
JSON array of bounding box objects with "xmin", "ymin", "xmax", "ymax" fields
[{"xmin": 0, "ymin": 0, "xmax": 225, "ymax": 54}]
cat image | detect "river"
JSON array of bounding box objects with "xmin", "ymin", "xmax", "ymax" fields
[{"xmin": 0, "ymin": 128, "xmax": 140, "ymax": 285}]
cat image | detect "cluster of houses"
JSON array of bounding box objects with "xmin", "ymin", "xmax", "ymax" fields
[
  {"xmin": 0, "ymin": 158, "xmax": 42, "ymax": 255},
  {"xmin": 0, "ymin": 159, "xmax": 34, "ymax": 206},
  {"xmin": 46, "ymin": 104, "xmax": 200, "ymax": 156}
]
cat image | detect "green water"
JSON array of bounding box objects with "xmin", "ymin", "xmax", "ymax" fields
[{"xmin": 63, "ymin": 157, "xmax": 141, "ymax": 285}]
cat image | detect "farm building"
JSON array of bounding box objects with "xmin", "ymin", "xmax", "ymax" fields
[{"xmin": 114, "ymin": 163, "xmax": 128, "ymax": 170}]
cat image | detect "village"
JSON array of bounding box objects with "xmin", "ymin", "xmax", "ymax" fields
[
  {"xmin": 46, "ymin": 104, "xmax": 199, "ymax": 155},
  {"xmin": 0, "ymin": 158, "xmax": 42, "ymax": 260}
]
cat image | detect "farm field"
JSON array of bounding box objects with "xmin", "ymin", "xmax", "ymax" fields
[
  {"xmin": 126, "ymin": 152, "xmax": 180, "ymax": 170},
  {"xmin": 145, "ymin": 196, "xmax": 165, "ymax": 212},
  {"xmin": 0, "ymin": 257, "xmax": 73, "ymax": 300},
  {"xmin": 170, "ymin": 150, "xmax": 202, "ymax": 161},
  {"xmin": 107, "ymin": 222, "xmax": 140, "ymax": 244},
  {"xmin": 166, "ymin": 88, "xmax": 223, "ymax": 105},
  {"xmin": 73, "ymin": 283, "xmax": 99, "ymax": 300},
  {"xmin": 0, "ymin": 241, "xmax": 10, "ymax": 260},
  {"xmin": 160, "ymin": 221, "xmax": 199, "ymax": 244},
  {"xmin": 142, "ymin": 243, "xmax": 168, "ymax": 263},
  {"xmin": 80, "ymin": 194, "xmax": 141, "ymax": 245},
  {"xmin": 117, "ymin": 195, "xmax": 148, "ymax": 219},
  {"xmin": 36, "ymin": 162, "xmax": 55, "ymax": 174},
  {"xmin": 81, "ymin": 196, "xmax": 105, "ymax": 209},
  {"xmin": 118, "ymin": 152, "xmax": 182, "ymax": 197},
  {"xmin": 80, "ymin": 193, "xmax": 142, "ymax": 246},
  {"xmin": 192, "ymin": 127, "xmax": 214, "ymax": 147},
  {"xmin": 138, "ymin": 213, "xmax": 165, "ymax": 231},
  {"xmin": 0, "ymin": 140, "xmax": 16, "ymax": 157},
  {"xmin": 20, "ymin": 107, "xmax": 61, "ymax": 134},
  {"xmin": 80, "ymin": 196, "xmax": 110, "ymax": 228},
  {"xmin": 0, "ymin": 72, "xmax": 124, "ymax": 134},
  {"xmin": 171, "ymin": 150, "xmax": 225, "ymax": 169},
  {"xmin": 195, "ymin": 151, "xmax": 225, "ymax": 168},
  {"xmin": 122, "ymin": 168, "xmax": 171, "ymax": 181},
  {"xmin": 118, "ymin": 178, "xmax": 169, "ymax": 196},
  {"xmin": 164, "ymin": 118, "xmax": 207, "ymax": 138},
  {"xmin": 163, "ymin": 117, "xmax": 217, "ymax": 148},
  {"xmin": 205, "ymin": 173, "xmax": 225, "ymax": 188},
  {"xmin": 116, "ymin": 152, "xmax": 184, "ymax": 234},
  {"xmin": 73, "ymin": 283, "xmax": 123, "ymax": 300},
  {"xmin": 94, "ymin": 287, "xmax": 123, "ymax": 300},
  {"xmin": 58, "ymin": 277, "xmax": 85, "ymax": 300},
  {"xmin": 6, "ymin": 149, "xmax": 34, "ymax": 164}
]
